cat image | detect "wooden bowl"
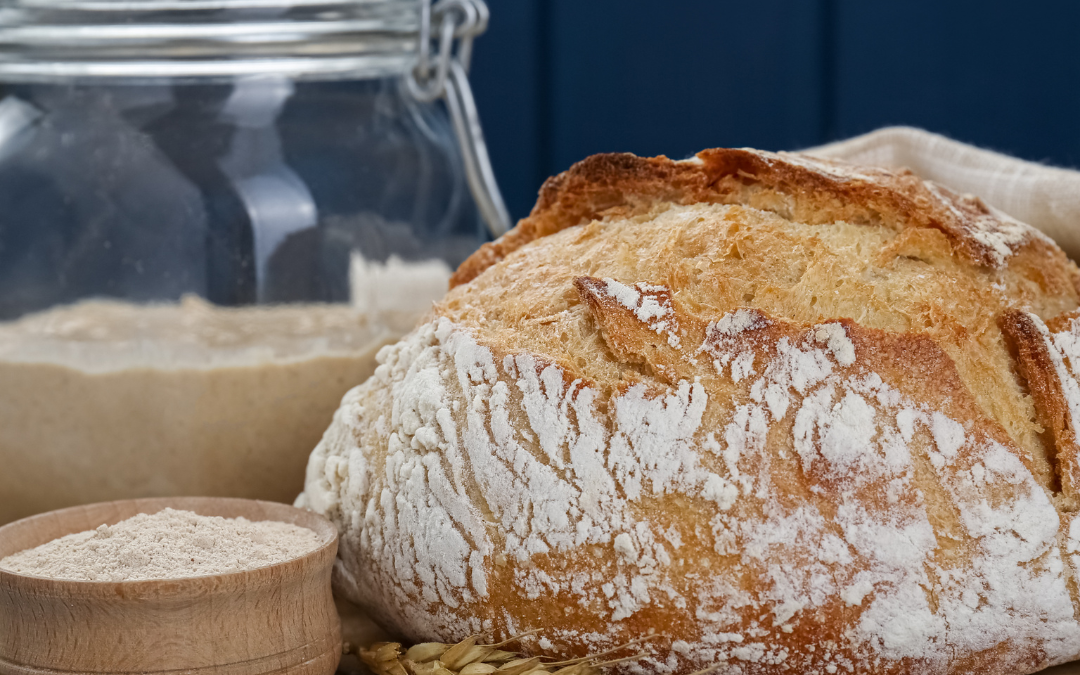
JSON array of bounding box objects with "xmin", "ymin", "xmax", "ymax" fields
[{"xmin": 0, "ymin": 497, "xmax": 341, "ymax": 675}]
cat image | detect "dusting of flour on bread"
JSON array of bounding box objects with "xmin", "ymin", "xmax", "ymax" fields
[
  {"xmin": 302, "ymin": 280, "xmax": 1080, "ymax": 673},
  {"xmin": 921, "ymin": 181, "xmax": 1037, "ymax": 267},
  {"xmin": 602, "ymin": 278, "xmax": 681, "ymax": 349}
]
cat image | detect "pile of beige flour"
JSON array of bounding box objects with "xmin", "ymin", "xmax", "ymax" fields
[
  {"xmin": 0, "ymin": 508, "xmax": 321, "ymax": 581},
  {"xmin": 0, "ymin": 255, "xmax": 452, "ymax": 525}
]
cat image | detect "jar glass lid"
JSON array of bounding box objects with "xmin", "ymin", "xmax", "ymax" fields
[{"xmin": 0, "ymin": 0, "xmax": 421, "ymax": 81}]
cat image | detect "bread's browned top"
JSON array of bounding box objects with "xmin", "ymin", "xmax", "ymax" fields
[{"xmin": 452, "ymin": 149, "xmax": 1065, "ymax": 287}]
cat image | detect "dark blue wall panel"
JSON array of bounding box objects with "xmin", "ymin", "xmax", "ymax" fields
[
  {"xmin": 546, "ymin": 0, "xmax": 826, "ymax": 175},
  {"xmin": 469, "ymin": 0, "xmax": 1079, "ymax": 222},
  {"xmin": 833, "ymin": 2, "xmax": 1080, "ymax": 168}
]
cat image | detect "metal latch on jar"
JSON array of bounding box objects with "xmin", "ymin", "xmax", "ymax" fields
[{"xmin": 407, "ymin": 0, "xmax": 512, "ymax": 238}]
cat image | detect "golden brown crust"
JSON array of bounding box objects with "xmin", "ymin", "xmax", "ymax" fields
[
  {"xmin": 452, "ymin": 149, "xmax": 1067, "ymax": 288},
  {"xmin": 451, "ymin": 153, "xmax": 714, "ymax": 287}
]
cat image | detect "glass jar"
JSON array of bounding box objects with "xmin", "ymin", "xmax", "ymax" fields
[{"xmin": 0, "ymin": 0, "xmax": 507, "ymax": 524}]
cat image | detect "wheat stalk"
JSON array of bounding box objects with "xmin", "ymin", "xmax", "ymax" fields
[{"xmin": 352, "ymin": 632, "xmax": 647, "ymax": 675}]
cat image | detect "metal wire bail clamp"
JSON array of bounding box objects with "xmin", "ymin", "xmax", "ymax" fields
[{"xmin": 406, "ymin": 0, "xmax": 511, "ymax": 238}]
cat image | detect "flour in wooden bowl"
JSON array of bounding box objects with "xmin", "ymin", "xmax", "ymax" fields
[{"xmin": 0, "ymin": 508, "xmax": 321, "ymax": 581}]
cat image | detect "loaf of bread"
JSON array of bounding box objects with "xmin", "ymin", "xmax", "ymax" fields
[{"xmin": 299, "ymin": 149, "xmax": 1080, "ymax": 674}]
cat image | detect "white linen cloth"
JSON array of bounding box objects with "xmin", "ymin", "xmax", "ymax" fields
[{"xmin": 806, "ymin": 126, "xmax": 1080, "ymax": 260}]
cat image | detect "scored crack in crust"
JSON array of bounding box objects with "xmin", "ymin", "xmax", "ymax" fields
[
  {"xmin": 1001, "ymin": 308, "xmax": 1080, "ymax": 511},
  {"xmin": 300, "ymin": 148, "xmax": 1080, "ymax": 675}
]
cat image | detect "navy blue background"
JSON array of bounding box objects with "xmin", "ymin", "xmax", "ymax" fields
[{"xmin": 468, "ymin": 1, "xmax": 1080, "ymax": 221}]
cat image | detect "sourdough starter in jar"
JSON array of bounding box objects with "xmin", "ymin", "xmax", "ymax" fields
[{"xmin": 0, "ymin": 257, "xmax": 449, "ymax": 525}]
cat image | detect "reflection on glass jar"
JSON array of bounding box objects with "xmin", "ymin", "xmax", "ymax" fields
[{"xmin": 0, "ymin": 0, "xmax": 505, "ymax": 524}]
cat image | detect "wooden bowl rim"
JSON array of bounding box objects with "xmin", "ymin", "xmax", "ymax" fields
[{"xmin": 0, "ymin": 497, "xmax": 338, "ymax": 598}]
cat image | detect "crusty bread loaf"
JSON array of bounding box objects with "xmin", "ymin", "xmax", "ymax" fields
[{"xmin": 299, "ymin": 149, "xmax": 1080, "ymax": 675}]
